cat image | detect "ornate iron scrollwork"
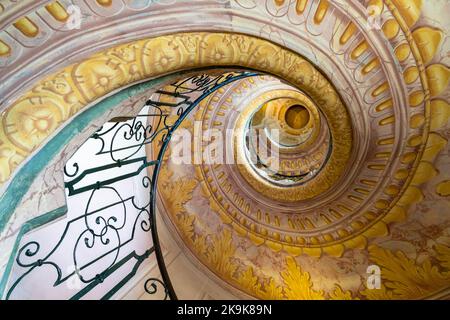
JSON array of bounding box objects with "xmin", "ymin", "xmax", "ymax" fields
[{"xmin": 4, "ymin": 70, "xmax": 257, "ymax": 300}]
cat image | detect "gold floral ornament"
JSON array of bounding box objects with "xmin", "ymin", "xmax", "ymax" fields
[
  {"xmin": 375, "ymin": 0, "xmax": 449, "ymax": 230},
  {"xmin": 3, "ymin": 99, "xmax": 62, "ymax": 151},
  {"xmin": 154, "ymin": 0, "xmax": 449, "ymax": 299},
  {"xmin": 159, "ymin": 158, "xmax": 366, "ymax": 300},
  {"xmin": 159, "ymin": 159, "xmax": 450, "ymax": 300},
  {"xmin": 0, "ymin": 0, "xmax": 448, "ymax": 300},
  {"xmin": 361, "ymin": 244, "xmax": 450, "ymax": 300},
  {"xmin": 0, "ymin": 32, "xmax": 351, "ymax": 187}
]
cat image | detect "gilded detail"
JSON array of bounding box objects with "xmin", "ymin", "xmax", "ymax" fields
[
  {"xmin": 0, "ymin": 0, "xmax": 448, "ymax": 301},
  {"xmin": 0, "ymin": 32, "xmax": 351, "ymax": 186}
]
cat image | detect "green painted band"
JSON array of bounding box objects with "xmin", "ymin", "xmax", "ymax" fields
[
  {"xmin": 0, "ymin": 75, "xmax": 176, "ymax": 298},
  {"xmin": 0, "ymin": 75, "xmax": 173, "ymax": 232}
]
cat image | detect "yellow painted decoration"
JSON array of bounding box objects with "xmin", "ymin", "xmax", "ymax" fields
[
  {"xmin": 382, "ymin": 19, "xmax": 400, "ymax": 40},
  {"xmin": 382, "ymin": 206, "xmax": 406, "ymax": 223},
  {"xmin": 340, "ymin": 22, "xmax": 356, "ymax": 45},
  {"xmin": 411, "ymin": 161, "xmax": 438, "ymax": 185},
  {"xmin": 412, "ymin": 27, "xmax": 443, "ymax": 64},
  {"xmin": 0, "ymin": 32, "xmax": 352, "ymax": 186},
  {"xmin": 384, "ymin": 185, "xmax": 400, "ymax": 196},
  {"xmin": 430, "ymin": 100, "xmax": 450, "ymax": 130},
  {"xmin": 296, "ymin": 0, "xmax": 308, "ymax": 14},
  {"xmin": 378, "ymin": 137, "xmax": 395, "ymax": 145},
  {"xmin": 409, "ymin": 113, "xmax": 425, "ymax": 128},
  {"xmin": 395, "ymin": 169, "xmax": 408, "ymax": 180},
  {"xmin": 421, "ymin": 133, "xmax": 447, "ymax": 162},
  {"xmin": 368, "ymin": 0, "xmax": 384, "ymax": 16},
  {"xmin": 96, "ymin": 0, "xmax": 112, "ymax": 6},
  {"xmin": 426, "ymin": 64, "xmax": 450, "ymax": 97},
  {"xmin": 282, "ymin": 257, "xmax": 325, "ymax": 299},
  {"xmin": 403, "ymin": 66, "xmax": 419, "ymax": 84},
  {"xmin": 362, "ymin": 244, "xmax": 450, "ymax": 299},
  {"xmin": 409, "ymin": 91, "xmax": 425, "ymax": 107},
  {"xmin": 401, "ymin": 152, "xmax": 417, "ymax": 164},
  {"xmin": 362, "ymin": 58, "xmax": 380, "ymax": 74},
  {"xmin": 397, "ymin": 186, "xmax": 423, "ymax": 207},
  {"xmin": 395, "ymin": 43, "xmax": 411, "ymax": 62},
  {"xmin": 1, "ymin": 0, "xmax": 448, "ymax": 300},
  {"xmin": 313, "ymin": 0, "xmax": 329, "ymax": 24},
  {"xmin": 407, "ymin": 135, "xmax": 422, "ymax": 147},
  {"xmin": 372, "ymin": 82, "xmax": 389, "ymax": 97},
  {"xmin": 0, "ymin": 39, "xmax": 10, "ymax": 56},
  {"xmin": 391, "ymin": 0, "xmax": 423, "ymax": 27},
  {"xmin": 45, "ymin": 2, "xmax": 69, "ymax": 22},
  {"xmin": 379, "ymin": 115, "xmax": 395, "ymax": 126},
  {"xmin": 351, "ymin": 41, "xmax": 368, "ymax": 60},
  {"xmin": 13, "ymin": 17, "xmax": 39, "ymax": 37},
  {"xmin": 363, "ymin": 221, "xmax": 388, "ymax": 238},
  {"xmin": 436, "ymin": 181, "xmax": 450, "ymax": 197},
  {"xmin": 343, "ymin": 235, "xmax": 367, "ymax": 250}
]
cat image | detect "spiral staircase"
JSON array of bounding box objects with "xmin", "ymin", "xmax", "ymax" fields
[{"xmin": 0, "ymin": 0, "xmax": 449, "ymax": 300}]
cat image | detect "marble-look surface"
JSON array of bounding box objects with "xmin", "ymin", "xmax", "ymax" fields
[{"xmin": 0, "ymin": 0, "xmax": 448, "ymax": 299}]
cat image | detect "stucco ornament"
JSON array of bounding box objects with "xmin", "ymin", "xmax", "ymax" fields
[{"xmin": 0, "ymin": 0, "xmax": 448, "ymax": 300}]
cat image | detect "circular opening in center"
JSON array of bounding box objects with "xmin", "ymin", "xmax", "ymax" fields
[{"xmin": 284, "ymin": 104, "xmax": 310, "ymax": 130}]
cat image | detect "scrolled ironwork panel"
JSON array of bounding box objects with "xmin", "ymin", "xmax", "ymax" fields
[{"xmin": 2, "ymin": 70, "xmax": 257, "ymax": 300}]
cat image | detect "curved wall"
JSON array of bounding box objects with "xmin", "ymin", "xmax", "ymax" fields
[{"xmin": 0, "ymin": 0, "xmax": 448, "ymax": 299}]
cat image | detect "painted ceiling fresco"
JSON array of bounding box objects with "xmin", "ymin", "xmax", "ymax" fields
[{"xmin": 0, "ymin": 0, "xmax": 449, "ymax": 300}]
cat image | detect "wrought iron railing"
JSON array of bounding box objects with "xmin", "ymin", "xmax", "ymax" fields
[{"xmin": 2, "ymin": 70, "xmax": 257, "ymax": 300}]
